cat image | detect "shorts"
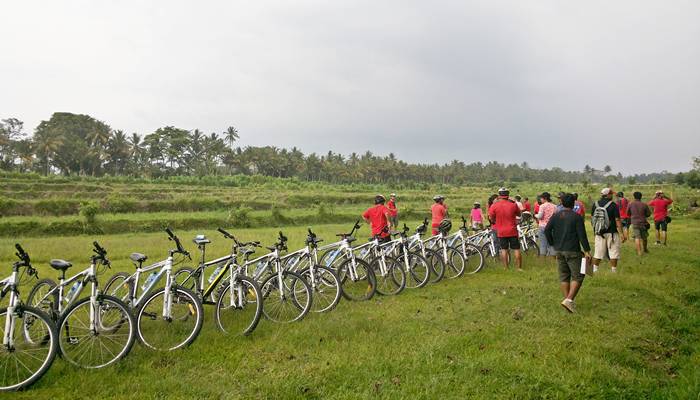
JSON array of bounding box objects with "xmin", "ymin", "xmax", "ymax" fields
[
  {"xmin": 538, "ymin": 226, "xmax": 556, "ymax": 256},
  {"xmin": 632, "ymin": 226, "xmax": 649, "ymax": 240},
  {"xmin": 557, "ymin": 251, "xmax": 585, "ymax": 283},
  {"xmin": 621, "ymin": 218, "xmax": 631, "ymax": 228},
  {"xmin": 498, "ymin": 236, "xmax": 520, "ymax": 250},
  {"xmin": 654, "ymin": 220, "xmax": 668, "ymax": 231},
  {"xmin": 594, "ymin": 233, "xmax": 621, "ymax": 260}
]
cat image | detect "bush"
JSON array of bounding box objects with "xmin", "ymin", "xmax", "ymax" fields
[
  {"xmin": 270, "ymin": 205, "xmax": 289, "ymax": 225},
  {"xmin": 79, "ymin": 201, "xmax": 100, "ymax": 224},
  {"xmin": 105, "ymin": 196, "xmax": 138, "ymax": 213},
  {"xmin": 228, "ymin": 206, "xmax": 252, "ymax": 228}
]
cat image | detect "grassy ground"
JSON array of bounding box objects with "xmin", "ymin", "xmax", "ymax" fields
[{"xmin": 1, "ymin": 218, "xmax": 698, "ymax": 399}]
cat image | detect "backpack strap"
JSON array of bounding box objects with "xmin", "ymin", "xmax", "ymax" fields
[{"xmin": 601, "ymin": 200, "xmax": 612, "ymax": 210}]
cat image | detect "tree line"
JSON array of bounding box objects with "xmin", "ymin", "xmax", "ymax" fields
[{"xmin": 1, "ymin": 112, "xmax": 697, "ymax": 186}]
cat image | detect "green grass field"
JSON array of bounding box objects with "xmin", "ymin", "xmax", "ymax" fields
[{"xmin": 1, "ymin": 216, "xmax": 698, "ymax": 399}]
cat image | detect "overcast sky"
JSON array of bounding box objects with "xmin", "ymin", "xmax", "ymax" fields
[{"xmin": 2, "ymin": 1, "xmax": 699, "ymax": 174}]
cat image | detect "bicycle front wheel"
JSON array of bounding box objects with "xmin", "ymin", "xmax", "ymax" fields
[
  {"xmin": 260, "ymin": 271, "xmax": 312, "ymax": 323},
  {"xmin": 58, "ymin": 295, "xmax": 136, "ymax": 368},
  {"xmin": 444, "ymin": 247, "xmax": 466, "ymax": 279},
  {"xmin": 215, "ymin": 276, "xmax": 263, "ymax": 336},
  {"xmin": 336, "ymin": 258, "xmax": 376, "ymax": 301},
  {"xmin": 0, "ymin": 306, "xmax": 58, "ymax": 392},
  {"xmin": 424, "ymin": 248, "xmax": 445, "ymax": 284},
  {"xmin": 371, "ymin": 256, "xmax": 405, "ymax": 296},
  {"xmin": 462, "ymin": 243, "xmax": 485, "ymax": 274},
  {"xmin": 407, "ymin": 252, "xmax": 430, "ymax": 289},
  {"xmin": 299, "ymin": 265, "xmax": 342, "ymax": 313},
  {"xmin": 137, "ymin": 287, "xmax": 203, "ymax": 351}
]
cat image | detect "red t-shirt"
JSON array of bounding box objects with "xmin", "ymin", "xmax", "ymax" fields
[
  {"xmin": 386, "ymin": 200, "xmax": 398, "ymax": 217},
  {"xmin": 431, "ymin": 203, "xmax": 448, "ymax": 227},
  {"xmin": 648, "ymin": 198, "xmax": 673, "ymax": 222},
  {"xmin": 488, "ymin": 198, "xmax": 521, "ymax": 238},
  {"xmin": 363, "ymin": 205, "xmax": 390, "ymax": 237},
  {"xmin": 534, "ymin": 203, "xmax": 540, "ymax": 214},
  {"xmin": 522, "ymin": 201, "xmax": 531, "ymax": 212},
  {"xmin": 617, "ymin": 198, "xmax": 630, "ymax": 218},
  {"xmin": 575, "ymin": 200, "xmax": 585, "ymax": 217}
]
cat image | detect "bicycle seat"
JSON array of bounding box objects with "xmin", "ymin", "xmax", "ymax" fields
[
  {"xmin": 49, "ymin": 259, "xmax": 72, "ymax": 271},
  {"xmin": 239, "ymin": 248, "xmax": 256, "ymax": 256},
  {"xmin": 193, "ymin": 235, "xmax": 210, "ymax": 245},
  {"xmin": 130, "ymin": 253, "xmax": 148, "ymax": 263}
]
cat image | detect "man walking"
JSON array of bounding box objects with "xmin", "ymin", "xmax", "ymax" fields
[
  {"xmin": 544, "ymin": 193, "xmax": 591, "ymax": 313},
  {"xmin": 591, "ymin": 188, "xmax": 626, "ymax": 273},
  {"xmin": 616, "ymin": 192, "xmax": 631, "ymax": 239},
  {"xmin": 488, "ymin": 188, "xmax": 522, "ymax": 271},
  {"xmin": 363, "ymin": 195, "xmax": 392, "ymax": 242},
  {"xmin": 627, "ymin": 191, "xmax": 651, "ymax": 255},
  {"xmin": 431, "ymin": 195, "xmax": 448, "ymax": 235},
  {"xmin": 648, "ymin": 190, "xmax": 673, "ymax": 246},
  {"xmin": 387, "ymin": 193, "xmax": 398, "ymax": 228}
]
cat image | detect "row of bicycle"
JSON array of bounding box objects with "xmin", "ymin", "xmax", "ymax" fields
[{"xmin": 0, "ymin": 216, "xmax": 539, "ymax": 391}]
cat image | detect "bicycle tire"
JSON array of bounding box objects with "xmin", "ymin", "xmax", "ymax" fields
[
  {"xmin": 444, "ymin": 247, "xmax": 466, "ymax": 279},
  {"xmin": 0, "ymin": 306, "xmax": 58, "ymax": 392},
  {"xmin": 25, "ymin": 278, "xmax": 59, "ymax": 319},
  {"xmin": 57, "ymin": 294, "xmax": 136, "ymax": 368},
  {"xmin": 336, "ymin": 258, "xmax": 376, "ymax": 301},
  {"xmin": 462, "ymin": 243, "xmax": 485, "ymax": 274},
  {"xmin": 370, "ymin": 256, "xmax": 405, "ymax": 296},
  {"xmin": 260, "ymin": 271, "xmax": 312, "ymax": 323},
  {"xmin": 404, "ymin": 252, "xmax": 430, "ymax": 289},
  {"xmin": 136, "ymin": 286, "xmax": 204, "ymax": 351},
  {"xmin": 424, "ymin": 248, "xmax": 445, "ymax": 283},
  {"xmin": 299, "ymin": 265, "xmax": 342, "ymax": 313},
  {"xmin": 215, "ymin": 276, "xmax": 263, "ymax": 335},
  {"xmin": 173, "ymin": 267, "xmax": 199, "ymax": 292},
  {"xmin": 103, "ymin": 271, "xmax": 134, "ymax": 305}
]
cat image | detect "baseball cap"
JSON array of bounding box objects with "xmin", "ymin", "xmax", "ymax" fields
[{"xmin": 601, "ymin": 188, "xmax": 612, "ymax": 195}]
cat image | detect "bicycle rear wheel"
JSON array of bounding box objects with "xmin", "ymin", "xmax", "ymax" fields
[
  {"xmin": 0, "ymin": 306, "xmax": 58, "ymax": 392},
  {"xmin": 336, "ymin": 258, "xmax": 376, "ymax": 301},
  {"xmin": 424, "ymin": 248, "xmax": 445, "ymax": 283},
  {"xmin": 103, "ymin": 272, "xmax": 134, "ymax": 305},
  {"xmin": 136, "ymin": 286, "xmax": 203, "ymax": 351},
  {"xmin": 215, "ymin": 276, "xmax": 263, "ymax": 335},
  {"xmin": 58, "ymin": 295, "xmax": 136, "ymax": 368},
  {"xmin": 444, "ymin": 247, "xmax": 466, "ymax": 279}
]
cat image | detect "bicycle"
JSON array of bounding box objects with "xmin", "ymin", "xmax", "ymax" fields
[
  {"xmin": 279, "ymin": 228, "xmax": 342, "ymax": 313},
  {"xmin": 317, "ymin": 221, "xmax": 377, "ymax": 302},
  {"xmin": 468, "ymin": 228, "xmax": 498, "ymax": 267},
  {"xmin": 25, "ymin": 242, "xmax": 135, "ymax": 368},
  {"xmin": 442, "ymin": 216, "xmax": 485, "ymax": 274},
  {"xmin": 0, "ymin": 244, "xmax": 58, "ymax": 392},
  {"xmin": 172, "ymin": 228, "xmax": 263, "ymax": 336},
  {"xmin": 387, "ymin": 224, "xmax": 431, "ymax": 289},
  {"xmin": 244, "ymin": 231, "xmax": 313, "ymax": 323},
  {"xmin": 103, "ymin": 228, "xmax": 204, "ymax": 351}
]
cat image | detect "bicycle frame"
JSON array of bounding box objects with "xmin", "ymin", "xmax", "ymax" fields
[
  {"xmin": 33, "ymin": 264, "xmax": 99, "ymax": 316},
  {"xmin": 113, "ymin": 257, "xmax": 174, "ymax": 316},
  {"xmin": 1, "ymin": 272, "xmax": 20, "ymax": 348}
]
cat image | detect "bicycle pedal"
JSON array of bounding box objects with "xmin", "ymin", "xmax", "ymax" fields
[{"xmin": 68, "ymin": 336, "xmax": 80, "ymax": 345}]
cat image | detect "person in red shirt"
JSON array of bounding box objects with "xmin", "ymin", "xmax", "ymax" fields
[
  {"xmin": 488, "ymin": 188, "xmax": 522, "ymax": 271},
  {"xmin": 616, "ymin": 192, "xmax": 631, "ymax": 239},
  {"xmin": 431, "ymin": 195, "xmax": 448, "ymax": 235},
  {"xmin": 648, "ymin": 190, "xmax": 673, "ymax": 245},
  {"xmin": 522, "ymin": 197, "xmax": 532, "ymax": 212},
  {"xmin": 386, "ymin": 193, "xmax": 398, "ymax": 228},
  {"xmin": 362, "ymin": 195, "xmax": 392, "ymax": 242}
]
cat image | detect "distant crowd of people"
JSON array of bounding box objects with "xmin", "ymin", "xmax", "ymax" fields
[{"xmin": 361, "ymin": 188, "xmax": 675, "ymax": 314}]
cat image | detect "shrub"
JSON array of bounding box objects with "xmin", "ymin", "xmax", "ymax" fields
[
  {"xmin": 228, "ymin": 206, "xmax": 252, "ymax": 228},
  {"xmin": 105, "ymin": 196, "xmax": 138, "ymax": 213},
  {"xmin": 79, "ymin": 201, "xmax": 100, "ymax": 224}
]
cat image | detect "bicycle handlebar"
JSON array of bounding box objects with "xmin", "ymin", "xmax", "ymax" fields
[{"xmin": 165, "ymin": 228, "xmax": 188, "ymax": 256}]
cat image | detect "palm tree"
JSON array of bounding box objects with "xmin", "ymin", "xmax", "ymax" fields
[
  {"xmin": 33, "ymin": 129, "xmax": 63, "ymax": 175},
  {"xmin": 224, "ymin": 126, "xmax": 239, "ymax": 149}
]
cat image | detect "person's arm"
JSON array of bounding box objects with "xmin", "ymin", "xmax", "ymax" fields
[
  {"xmin": 645, "ymin": 205, "xmax": 651, "ymax": 218},
  {"xmin": 384, "ymin": 209, "xmax": 392, "ymax": 229},
  {"xmin": 535, "ymin": 205, "xmax": 544, "ymax": 220},
  {"xmin": 544, "ymin": 216, "xmax": 556, "ymax": 245},
  {"xmin": 613, "ymin": 205, "xmax": 626, "ymax": 242},
  {"xmin": 488, "ymin": 207, "xmax": 496, "ymax": 224},
  {"xmin": 362, "ymin": 210, "xmax": 371, "ymax": 225},
  {"xmin": 576, "ymin": 216, "xmax": 592, "ymax": 260}
]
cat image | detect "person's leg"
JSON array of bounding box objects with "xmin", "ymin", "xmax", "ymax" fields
[
  {"xmin": 655, "ymin": 223, "xmax": 661, "ymax": 244},
  {"xmin": 500, "ymin": 249, "xmax": 509, "ymax": 269},
  {"xmin": 514, "ymin": 249, "xmax": 522, "ymax": 270},
  {"xmin": 568, "ymin": 280, "xmax": 583, "ymax": 300},
  {"xmin": 662, "ymin": 223, "xmax": 668, "ymax": 245},
  {"xmin": 557, "ymin": 255, "xmax": 570, "ymax": 298},
  {"xmin": 593, "ymin": 235, "xmax": 605, "ymax": 272},
  {"xmin": 635, "ymin": 238, "xmax": 642, "ymax": 256},
  {"xmin": 609, "ymin": 233, "xmax": 620, "ymax": 271}
]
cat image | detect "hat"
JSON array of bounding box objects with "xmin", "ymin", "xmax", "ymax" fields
[
  {"xmin": 655, "ymin": 190, "xmax": 663, "ymax": 195},
  {"xmin": 601, "ymin": 188, "xmax": 612, "ymax": 195},
  {"xmin": 433, "ymin": 195, "xmax": 444, "ymax": 201},
  {"xmin": 390, "ymin": 193, "xmax": 396, "ymax": 197},
  {"xmin": 498, "ymin": 187, "xmax": 509, "ymax": 196},
  {"xmin": 374, "ymin": 194, "xmax": 386, "ymax": 204},
  {"xmin": 616, "ymin": 191, "xmax": 624, "ymax": 197},
  {"xmin": 473, "ymin": 201, "xmax": 481, "ymax": 205}
]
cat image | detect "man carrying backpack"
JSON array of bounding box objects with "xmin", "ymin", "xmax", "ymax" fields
[{"xmin": 591, "ymin": 188, "xmax": 626, "ymax": 273}]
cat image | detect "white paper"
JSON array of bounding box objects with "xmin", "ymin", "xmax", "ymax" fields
[{"xmin": 580, "ymin": 258, "xmax": 587, "ymax": 275}]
